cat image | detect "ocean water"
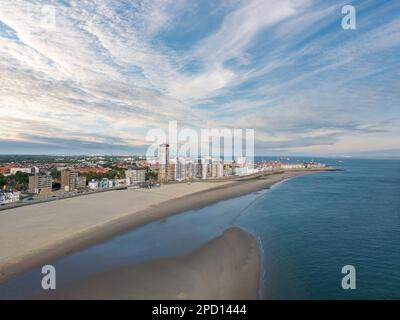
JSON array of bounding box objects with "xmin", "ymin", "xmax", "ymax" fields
[{"xmin": 0, "ymin": 158, "xmax": 399, "ymax": 299}]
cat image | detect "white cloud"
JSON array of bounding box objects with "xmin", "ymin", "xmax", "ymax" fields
[
  {"xmin": 192, "ymin": 0, "xmax": 308, "ymax": 64},
  {"xmin": 0, "ymin": 0, "xmax": 399, "ymax": 155}
]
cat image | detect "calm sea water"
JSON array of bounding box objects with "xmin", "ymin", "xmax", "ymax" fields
[{"xmin": 1, "ymin": 158, "xmax": 399, "ymax": 299}]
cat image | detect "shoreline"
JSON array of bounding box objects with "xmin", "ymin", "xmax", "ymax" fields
[{"xmin": 0, "ymin": 168, "xmax": 333, "ymax": 284}]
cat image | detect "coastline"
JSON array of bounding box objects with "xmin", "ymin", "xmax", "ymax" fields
[{"xmin": 0, "ymin": 169, "xmax": 332, "ymax": 283}]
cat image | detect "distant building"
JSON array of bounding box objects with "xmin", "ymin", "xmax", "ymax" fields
[
  {"xmin": 211, "ymin": 161, "xmax": 224, "ymax": 178},
  {"xmin": 237, "ymin": 156, "xmax": 247, "ymax": 165},
  {"xmin": 175, "ymin": 158, "xmax": 186, "ymax": 181},
  {"xmin": 211, "ymin": 160, "xmax": 224, "ymax": 178},
  {"xmin": 99, "ymin": 178, "xmax": 110, "ymax": 189},
  {"xmin": 56, "ymin": 166, "xmax": 73, "ymax": 172},
  {"xmin": 78, "ymin": 167, "xmax": 112, "ymax": 174},
  {"xmin": 125, "ymin": 167, "xmax": 146, "ymax": 185},
  {"xmin": 158, "ymin": 143, "xmax": 169, "ymax": 183},
  {"xmin": 232, "ymin": 166, "xmax": 243, "ymax": 176},
  {"xmin": 281, "ymin": 163, "xmax": 306, "ymax": 170},
  {"xmin": 195, "ymin": 159, "xmax": 203, "ymax": 179},
  {"xmin": 185, "ymin": 161, "xmax": 195, "ymax": 180},
  {"xmin": 0, "ymin": 166, "xmax": 10, "ymax": 175},
  {"xmin": 28, "ymin": 174, "xmax": 52, "ymax": 194},
  {"xmin": 201, "ymin": 162, "xmax": 208, "ymax": 180},
  {"xmin": 77, "ymin": 176, "xmax": 87, "ymax": 189},
  {"xmin": 88, "ymin": 179, "xmax": 99, "ymax": 190},
  {"xmin": 114, "ymin": 178, "xmax": 126, "ymax": 187},
  {"xmin": 218, "ymin": 163, "xmax": 224, "ymax": 177},
  {"xmin": 88, "ymin": 178, "xmax": 119, "ymax": 190},
  {"xmin": 167, "ymin": 163, "xmax": 175, "ymax": 182},
  {"xmin": 61, "ymin": 170, "xmax": 86, "ymax": 192},
  {"xmin": 10, "ymin": 167, "xmax": 33, "ymax": 175},
  {"xmin": 224, "ymin": 167, "xmax": 233, "ymax": 176}
]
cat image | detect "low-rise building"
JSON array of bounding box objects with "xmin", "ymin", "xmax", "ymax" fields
[
  {"xmin": 224, "ymin": 167, "xmax": 233, "ymax": 176},
  {"xmin": 78, "ymin": 167, "xmax": 112, "ymax": 174},
  {"xmin": 99, "ymin": 178, "xmax": 110, "ymax": 189},
  {"xmin": 88, "ymin": 179, "xmax": 99, "ymax": 190},
  {"xmin": 281, "ymin": 163, "xmax": 306, "ymax": 170},
  {"xmin": 0, "ymin": 166, "xmax": 10, "ymax": 175},
  {"xmin": 88, "ymin": 178, "xmax": 118, "ymax": 190},
  {"xmin": 10, "ymin": 167, "xmax": 33, "ymax": 175},
  {"xmin": 0, "ymin": 191, "xmax": 21, "ymax": 204},
  {"xmin": 114, "ymin": 178, "xmax": 126, "ymax": 187},
  {"xmin": 108, "ymin": 179, "xmax": 115, "ymax": 188}
]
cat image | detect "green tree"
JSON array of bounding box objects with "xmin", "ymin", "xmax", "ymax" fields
[
  {"xmin": 0, "ymin": 174, "xmax": 6, "ymax": 190},
  {"xmin": 0, "ymin": 172, "xmax": 29, "ymax": 191},
  {"xmin": 145, "ymin": 167, "xmax": 158, "ymax": 181},
  {"xmin": 50, "ymin": 169, "xmax": 61, "ymax": 181},
  {"xmin": 13, "ymin": 171, "xmax": 29, "ymax": 185}
]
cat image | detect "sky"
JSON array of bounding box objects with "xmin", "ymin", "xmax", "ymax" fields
[{"xmin": 0, "ymin": 0, "xmax": 399, "ymax": 156}]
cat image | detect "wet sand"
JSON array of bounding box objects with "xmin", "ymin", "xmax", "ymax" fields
[
  {"xmin": 0, "ymin": 169, "xmax": 330, "ymax": 283},
  {"xmin": 38, "ymin": 227, "xmax": 260, "ymax": 299}
]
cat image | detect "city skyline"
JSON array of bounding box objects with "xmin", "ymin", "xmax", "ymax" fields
[{"xmin": 1, "ymin": 0, "xmax": 399, "ymax": 156}]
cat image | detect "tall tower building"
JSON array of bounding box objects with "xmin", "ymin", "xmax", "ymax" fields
[
  {"xmin": 158, "ymin": 143, "xmax": 169, "ymax": 183},
  {"xmin": 167, "ymin": 163, "xmax": 176, "ymax": 182}
]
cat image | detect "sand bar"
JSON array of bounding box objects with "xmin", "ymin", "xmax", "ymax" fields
[{"xmin": 38, "ymin": 227, "xmax": 260, "ymax": 299}]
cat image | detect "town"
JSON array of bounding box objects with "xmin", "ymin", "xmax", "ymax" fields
[{"xmin": 0, "ymin": 144, "xmax": 326, "ymax": 208}]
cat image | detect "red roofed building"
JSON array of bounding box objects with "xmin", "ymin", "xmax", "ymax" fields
[
  {"xmin": 0, "ymin": 167, "xmax": 9, "ymax": 175},
  {"xmin": 78, "ymin": 167, "xmax": 112, "ymax": 174},
  {"xmin": 0, "ymin": 165, "xmax": 17, "ymax": 175}
]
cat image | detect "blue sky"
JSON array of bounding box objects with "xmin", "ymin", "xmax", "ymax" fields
[{"xmin": 0, "ymin": 0, "xmax": 399, "ymax": 156}]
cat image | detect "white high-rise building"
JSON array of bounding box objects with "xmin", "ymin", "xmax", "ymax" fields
[
  {"xmin": 159, "ymin": 143, "xmax": 169, "ymax": 166},
  {"xmin": 201, "ymin": 163, "xmax": 208, "ymax": 180},
  {"xmin": 175, "ymin": 158, "xmax": 186, "ymax": 181},
  {"xmin": 211, "ymin": 160, "xmax": 224, "ymax": 178},
  {"xmin": 217, "ymin": 162, "xmax": 224, "ymax": 178},
  {"xmin": 185, "ymin": 161, "xmax": 195, "ymax": 180}
]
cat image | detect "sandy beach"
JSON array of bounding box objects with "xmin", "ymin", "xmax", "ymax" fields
[
  {"xmin": 38, "ymin": 227, "xmax": 260, "ymax": 299},
  {"xmin": 0, "ymin": 169, "xmax": 330, "ymax": 283}
]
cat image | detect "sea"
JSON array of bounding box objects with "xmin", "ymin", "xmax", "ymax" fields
[{"xmin": 0, "ymin": 157, "xmax": 399, "ymax": 299}]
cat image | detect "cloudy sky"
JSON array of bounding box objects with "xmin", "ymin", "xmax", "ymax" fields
[{"xmin": 0, "ymin": 0, "xmax": 399, "ymax": 156}]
